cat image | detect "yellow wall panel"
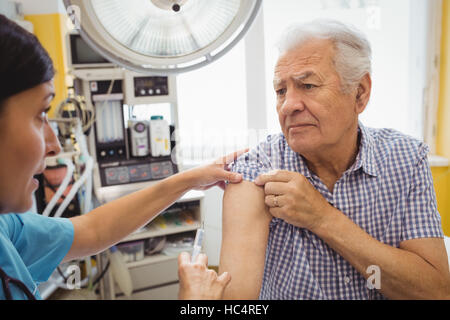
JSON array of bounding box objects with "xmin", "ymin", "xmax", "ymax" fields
[
  {"xmin": 23, "ymin": 13, "xmax": 68, "ymax": 117},
  {"xmin": 435, "ymin": 0, "xmax": 450, "ymax": 236},
  {"xmin": 431, "ymin": 167, "xmax": 450, "ymax": 236},
  {"xmin": 437, "ymin": 0, "xmax": 450, "ymax": 158}
]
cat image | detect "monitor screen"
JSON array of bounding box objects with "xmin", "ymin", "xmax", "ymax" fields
[{"xmin": 70, "ymin": 34, "xmax": 110, "ymax": 65}]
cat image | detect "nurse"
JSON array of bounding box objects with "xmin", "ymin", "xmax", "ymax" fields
[{"xmin": 0, "ymin": 14, "xmax": 240, "ymax": 300}]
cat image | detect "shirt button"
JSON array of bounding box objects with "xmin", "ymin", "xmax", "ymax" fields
[{"xmin": 344, "ymin": 276, "xmax": 351, "ymax": 284}]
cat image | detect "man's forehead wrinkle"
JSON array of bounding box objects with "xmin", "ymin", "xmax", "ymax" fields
[
  {"xmin": 278, "ymin": 52, "xmax": 324, "ymax": 67},
  {"xmin": 276, "ymin": 51, "xmax": 326, "ymax": 76},
  {"xmin": 299, "ymin": 53, "xmax": 324, "ymax": 65},
  {"xmin": 274, "ymin": 52, "xmax": 326, "ymax": 85}
]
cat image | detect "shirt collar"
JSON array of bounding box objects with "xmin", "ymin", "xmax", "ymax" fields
[
  {"xmin": 295, "ymin": 153, "xmax": 313, "ymax": 179},
  {"xmin": 350, "ymin": 121, "xmax": 378, "ymax": 177}
]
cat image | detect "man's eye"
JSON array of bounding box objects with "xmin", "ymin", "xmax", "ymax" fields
[
  {"xmin": 276, "ymin": 88, "xmax": 286, "ymax": 96},
  {"xmin": 302, "ymin": 83, "xmax": 317, "ymax": 90}
]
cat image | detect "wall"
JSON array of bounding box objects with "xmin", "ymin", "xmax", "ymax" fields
[
  {"xmin": 19, "ymin": 0, "xmax": 69, "ymax": 117},
  {"xmin": 437, "ymin": 0, "xmax": 450, "ymax": 159},
  {"xmin": 432, "ymin": 166, "xmax": 450, "ymax": 236},
  {"xmin": 435, "ymin": 0, "xmax": 450, "ymax": 236}
]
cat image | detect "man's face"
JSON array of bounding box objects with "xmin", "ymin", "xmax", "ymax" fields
[{"xmin": 274, "ymin": 39, "xmax": 362, "ymax": 155}]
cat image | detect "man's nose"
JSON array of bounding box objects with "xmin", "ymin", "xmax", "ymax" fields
[
  {"xmin": 44, "ymin": 122, "xmax": 62, "ymax": 157},
  {"xmin": 279, "ymin": 89, "xmax": 305, "ymax": 116}
]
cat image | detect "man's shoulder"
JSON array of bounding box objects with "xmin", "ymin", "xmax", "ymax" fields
[
  {"xmin": 229, "ymin": 133, "xmax": 288, "ymax": 181},
  {"xmin": 364, "ymin": 126, "xmax": 429, "ymax": 166},
  {"xmin": 255, "ymin": 132, "xmax": 287, "ymax": 149}
]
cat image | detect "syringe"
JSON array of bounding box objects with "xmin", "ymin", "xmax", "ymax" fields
[{"xmin": 191, "ymin": 228, "xmax": 205, "ymax": 263}]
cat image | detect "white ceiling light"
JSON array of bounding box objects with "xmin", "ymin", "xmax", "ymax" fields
[{"xmin": 64, "ymin": 0, "xmax": 262, "ymax": 74}]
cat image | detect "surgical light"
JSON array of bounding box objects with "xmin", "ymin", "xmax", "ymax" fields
[{"xmin": 63, "ymin": 0, "xmax": 262, "ymax": 74}]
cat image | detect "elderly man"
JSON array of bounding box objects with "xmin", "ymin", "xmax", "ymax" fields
[{"xmin": 219, "ymin": 19, "xmax": 450, "ymax": 300}]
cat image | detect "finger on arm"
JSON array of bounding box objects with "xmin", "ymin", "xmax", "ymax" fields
[
  {"xmin": 215, "ymin": 149, "xmax": 250, "ymax": 166},
  {"xmin": 254, "ymin": 170, "xmax": 292, "ymax": 186}
]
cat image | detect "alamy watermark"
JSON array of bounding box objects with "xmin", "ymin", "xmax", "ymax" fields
[
  {"xmin": 61, "ymin": 264, "xmax": 81, "ymax": 290},
  {"xmin": 366, "ymin": 265, "xmax": 381, "ymax": 290},
  {"xmin": 169, "ymin": 127, "xmax": 271, "ymax": 166}
]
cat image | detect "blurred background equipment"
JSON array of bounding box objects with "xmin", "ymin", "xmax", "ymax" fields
[
  {"xmin": 35, "ymin": 0, "xmax": 263, "ymax": 300},
  {"xmin": 63, "ymin": 0, "xmax": 262, "ymax": 74}
]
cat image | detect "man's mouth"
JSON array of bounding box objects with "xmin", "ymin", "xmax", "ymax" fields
[{"xmin": 288, "ymin": 124, "xmax": 315, "ymax": 131}]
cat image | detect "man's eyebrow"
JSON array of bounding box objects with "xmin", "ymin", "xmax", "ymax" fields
[
  {"xmin": 274, "ymin": 71, "xmax": 321, "ymax": 87},
  {"xmin": 273, "ymin": 78, "xmax": 285, "ymax": 88},
  {"xmin": 292, "ymin": 71, "xmax": 317, "ymax": 81}
]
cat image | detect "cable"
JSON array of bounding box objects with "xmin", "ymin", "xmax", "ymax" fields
[
  {"xmin": 43, "ymin": 175, "xmax": 68, "ymax": 201},
  {"xmin": 42, "ymin": 158, "xmax": 75, "ymax": 217},
  {"xmin": 54, "ymin": 88, "xmax": 95, "ymax": 135},
  {"xmin": 90, "ymin": 260, "xmax": 110, "ymax": 288},
  {"xmin": 46, "ymin": 119, "xmax": 94, "ymax": 219},
  {"xmin": 73, "ymin": 121, "xmax": 93, "ymax": 214},
  {"xmin": 56, "ymin": 266, "xmax": 68, "ymax": 283},
  {"xmin": 53, "ymin": 155, "xmax": 93, "ymax": 218}
]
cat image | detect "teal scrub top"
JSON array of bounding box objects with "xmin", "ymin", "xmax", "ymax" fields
[{"xmin": 0, "ymin": 212, "xmax": 74, "ymax": 300}]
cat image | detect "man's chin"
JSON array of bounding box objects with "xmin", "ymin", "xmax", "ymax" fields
[{"xmin": 286, "ymin": 138, "xmax": 317, "ymax": 155}]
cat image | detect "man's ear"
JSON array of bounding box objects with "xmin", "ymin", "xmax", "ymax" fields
[{"xmin": 355, "ymin": 73, "xmax": 372, "ymax": 114}]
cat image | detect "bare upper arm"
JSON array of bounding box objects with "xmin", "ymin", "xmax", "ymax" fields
[
  {"xmin": 63, "ymin": 215, "xmax": 97, "ymax": 262},
  {"xmin": 219, "ymin": 180, "xmax": 272, "ymax": 299}
]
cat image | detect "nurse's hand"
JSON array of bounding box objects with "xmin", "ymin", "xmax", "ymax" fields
[
  {"xmin": 184, "ymin": 149, "xmax": 248, "ymax": 191},
  {"xmin": 178, "ymin": 252, "xmax": 231, "ymax": 300}
]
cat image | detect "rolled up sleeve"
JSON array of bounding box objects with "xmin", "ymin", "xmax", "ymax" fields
[{"xmin": 401, "ymin": 146, "xmax": 444, "ymax": 241}]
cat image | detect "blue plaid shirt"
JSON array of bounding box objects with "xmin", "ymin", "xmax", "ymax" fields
[{"xmin": 230, "ymin": 122, "xmax": 444, "ymax": 300}]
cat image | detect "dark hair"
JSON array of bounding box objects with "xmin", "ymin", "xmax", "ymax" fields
[{"xmin": 0, "ymin": 14, "xmax": 55, "ymax": 105}]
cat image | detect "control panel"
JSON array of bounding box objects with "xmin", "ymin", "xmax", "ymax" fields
[
  {"xmin": 134, "ymin": 76, "xmax": 168, "ymax": 97},
  {"xmin": 101, "ymin": 159, "xmax": 175, "ymax": 186}
]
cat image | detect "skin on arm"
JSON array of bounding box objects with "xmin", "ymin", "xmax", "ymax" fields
[
  {"xmin": 63, "ymin": 149, "xmax": 247, "ymax": 262},
  {"xmin": 219, "ymin": 181, "xmax": 272, "ymax": 299},
  {"xmin": 255, "ymin": 169, "xmax": 450, "ymax": 299},
  {"xmin": 64, "ymin": 172, "xmax": 192, "ymax": 262},
  {"xmin": 316, "ymin": 207, "xmax": 450, "ymax": 299}
]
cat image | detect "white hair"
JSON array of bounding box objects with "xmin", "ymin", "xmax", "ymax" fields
[{"xmin": 276, "ymin": 19, "xmax": 372, "ymax": 92}]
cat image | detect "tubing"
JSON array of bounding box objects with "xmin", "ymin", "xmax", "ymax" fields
[
  {"xmin": 42, "ymin": 158, "xmax": 75, "ymax": 217},
  {"xmin": 54, "ymin": 155, "xmax": 93, "ymax": 218}
]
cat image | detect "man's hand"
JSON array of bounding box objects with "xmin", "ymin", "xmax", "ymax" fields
[
  {"xmin": 178, "ymin": 252, "xmax": 231, "ymax": 300},
  {"xmin": 254, "ymin": 170, "xmax": 333, "ymax": 232}
]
